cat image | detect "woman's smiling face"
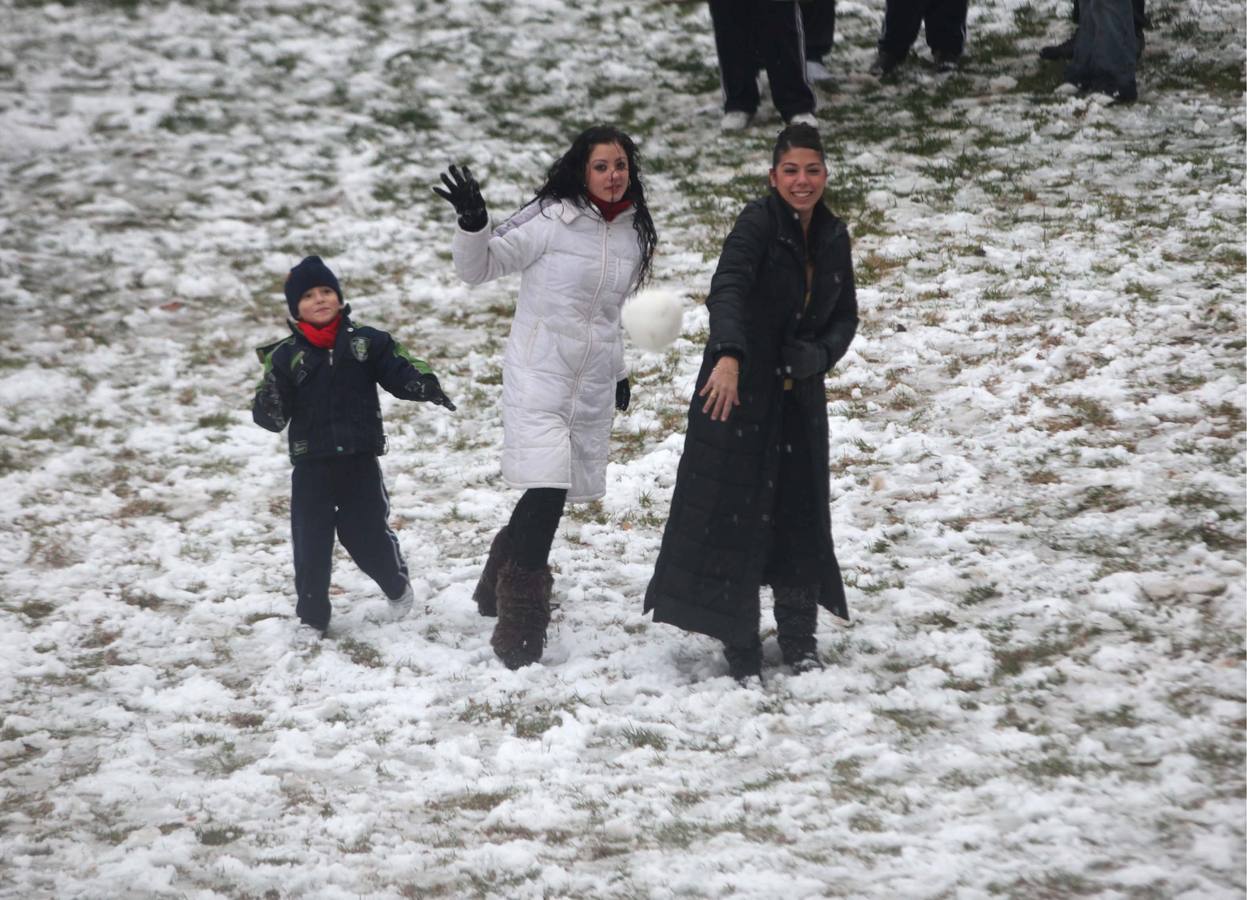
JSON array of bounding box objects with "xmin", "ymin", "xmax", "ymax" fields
[{"xmin": 769, "ymin": 147, "xmax": 827, "ymax": 216}]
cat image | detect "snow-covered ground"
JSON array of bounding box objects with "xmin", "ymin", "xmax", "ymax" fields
[{"xmin": 1, "ymin": 0, "xmax": 1243, "ymax": 896}]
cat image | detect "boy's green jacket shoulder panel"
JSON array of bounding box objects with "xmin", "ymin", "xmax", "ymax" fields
[
  {"xmin": 255, "ymin": 335, "xmax": 294, "ymax": 368},
  {"xmin": 391, "ymin": 340, "xmax": 433, "ymax": 375}
]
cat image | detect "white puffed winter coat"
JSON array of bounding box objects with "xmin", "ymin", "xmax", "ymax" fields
[{"xmin": 453, "ymin": 199, "xmax": 642, "ymax": 502}]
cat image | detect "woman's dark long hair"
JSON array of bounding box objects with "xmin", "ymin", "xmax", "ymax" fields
[{"xmin": 529, "ymin": 125, "xmax": 658, "ymax": 289}]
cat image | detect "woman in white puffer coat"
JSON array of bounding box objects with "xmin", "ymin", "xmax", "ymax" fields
[{"xmin": 434, "ymin": 125, "xmax": 658, "ymax": 669}]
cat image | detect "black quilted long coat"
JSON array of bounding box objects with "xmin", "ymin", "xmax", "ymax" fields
[{"xmin": 644, "ymin": 191, "xmax": 858, "ymax": 645}]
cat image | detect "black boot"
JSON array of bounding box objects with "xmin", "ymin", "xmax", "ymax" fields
[
  {"xmin": 869, "ymin": 48, "xmax": 905, "ymax": 77},
  {"xmin": 774, "ymin": 585, "xmax": 823, "ymax": 673},
  {"xmin": 1039, "ymin": 34, "xmax": 1076, "ymax": 60},
  {"xmin": 723, "ymin": 636, "xmax": 763, "ymax": 684},
  {"xmin": 472, "ymin": 526, "xmax": 512, "ymax": 617},
  {"xmin": 491, "ymin": 560, "xmax": 552, "ymax": 670}
]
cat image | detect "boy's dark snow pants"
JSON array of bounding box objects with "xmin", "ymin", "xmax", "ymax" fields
[{"xmin": 290, "ymin": 454, "xmax": 409, "ymax": 631}]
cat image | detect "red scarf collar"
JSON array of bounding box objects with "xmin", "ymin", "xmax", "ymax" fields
[
  {"xmin": 589, "ymin": 195, "xmax": 632, "ymax": 222},
  {"xmin": 297, "ymin": 315, "xmax": 341, "ymax": 349}
]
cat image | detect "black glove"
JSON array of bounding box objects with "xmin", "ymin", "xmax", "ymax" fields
[
  {"xmin": 780, "ymin": 340, "xmax": 828, "ymax": 380},
  {"xmin": 254, "ymin": 374, "xmax": 287, "ymax": 429},
  {"xmin": 407, "ymin": 374, "xmax": 457, "ymax": 411},
  {"xmin": 615, "ymin": 377, "xmax": 630, "ymax": 412},
  {"xmin": 432, "ymin": 164, "xmax": 487, "ymax": 232}
]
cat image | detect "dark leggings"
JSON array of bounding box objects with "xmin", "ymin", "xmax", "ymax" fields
[{"xmin": 507, "ymin": 488, "xmax": 568, "ymax": 570}]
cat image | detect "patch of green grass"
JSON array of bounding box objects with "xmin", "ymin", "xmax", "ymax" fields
[
  {"xmin": 197, "ymin": 412, "xmax": 234, "ymax": 429},
  {"xmin": 0, "ymin": 448, "xmax": 28, "ymax": 474},
  {"xmin": 18, "ymin": 599, "xmax": 56, "ymax": 619},
  {"xmin": 621, "ymin": 724, "xmax": 667, "ymax": 751},
  {"xmin": 458, "ymin": 694, "xmax": 580, "ymax": 739},
  {"xmin": 993, "ymin": 635, "xmax": 1075, "ymax": 681},
  {"xmin": 1168, "ymin": 487, "xmax": 1239, "ymax": 516},
  {"xmin": 338, "ymin": 637, "xmax": 383, "ymax": 668},
  {"xmin": 430, "ymin": 790, "xmax": 513, "ymax": 813},
  {"xmin": 1011, "ymin": 63, "xmax": 1068, "ymax": 98},
  {"xmin": 849, "ymin": 811, "xmax": 885, "ymax": 832},
  {"xmin": 196, "ymin": 825, "xmax": 244, "ymax": 846},
  {"xmin": 988, "ymin": 871, "xmax": 1104, "ymax": 897},
  {"xmin": 1152, "ymin": 55, "xmax": 1244, "ymax": 95},
  {"xmin": 1070, "ymin": 484, "xmax": 1132, "ymax": 514}
]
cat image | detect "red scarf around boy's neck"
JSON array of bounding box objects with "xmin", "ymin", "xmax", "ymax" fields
[
  {"xmin": 589, "ymin": 194, "xmax": 632, "ymax": 222},
  {"xmin": 297, "ymin": 315, "xmax": 341, "ymax": 349}
]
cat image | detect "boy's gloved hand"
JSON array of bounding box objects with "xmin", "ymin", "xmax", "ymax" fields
[
  {"xmin": 779, "ymin": 340, "xmax": 828, "ymax": 380},
  {"xmin": 433, "ymin": 164, "xmax": 488, "ymax": 232},
  {"xmin": 407, "ymin": 374, "xmax": 457, "ymax": 411},
  {"xmin": 254, "ymin": 374, "xmax": 288, "ymax": 429},
  {"xmin": 615, "ymin": 377, "xmax": 630, "ymax": 412}
]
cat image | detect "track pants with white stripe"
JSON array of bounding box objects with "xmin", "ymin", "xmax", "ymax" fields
[
  {"xmin": 290, "ymin": 454, "xmax": 409, "ymax": 631},
  {"xmin": 709, "ymin": 0, "xmax": 815, "ymax": 120}
]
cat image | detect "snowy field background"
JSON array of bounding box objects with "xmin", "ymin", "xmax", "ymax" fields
[{"xmin": 1, "ymin": 0, "xmax": 1244, "ymax": 896}]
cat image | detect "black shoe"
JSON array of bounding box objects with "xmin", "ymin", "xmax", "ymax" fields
[
  {"xmin": 1039, "ymin": 35, "xmax": 1076, "ymax": 60},
  {"xmin": 723, "ymin": 638, "xmax": 763, "ymax": 684},
  {"xmin": 932, "ymin": 49, "xmax": 961, "ymax": 71},
  {"xmin": 869, "ymin": 49, "xmax": 904, "ymax": 77},
  {"xmin": 1110, "ymin": 80, "xmax": 1138, "ymax": 103}
]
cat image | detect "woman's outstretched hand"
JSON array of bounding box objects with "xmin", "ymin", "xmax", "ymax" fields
[
  {"xmin": 433, "ymin": 164, "xmax": 488, "ymax": 232},
  {"xmin": 699, "ymin": 356, "xmax": 740, "ymax": 422}
]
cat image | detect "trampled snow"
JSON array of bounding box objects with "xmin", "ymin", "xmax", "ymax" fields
[{"xmin": 0, "ymin": 0, "xmax": 1243, "ymax": 897}]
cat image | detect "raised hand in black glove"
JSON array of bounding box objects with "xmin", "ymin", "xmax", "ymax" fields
[
  {"xmin": 780, "ymin": 340, "xmax": 828, "ymax": 380},
  {"xmin": 615, "ymin": 377, "xmax": 630, "ymax": 412},
  {"xmin": 406, "ymin": 374, "xmax": 457, "ymax": 411},
  {"xmin": 432, "ymin": 164, "xmax": 488, "ymax": 232}
]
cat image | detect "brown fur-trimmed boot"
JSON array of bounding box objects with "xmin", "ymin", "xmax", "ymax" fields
[
  {"xmin": 472, "ymin": 526, "xmax": 512, "ymax": 617},
  {"xmin": 774, "ymin": 585, "xmax": 823, "ymax": 673},
  {"xmin": 490, "ymin": 560, "xmax": 553, "ymax": 670}
]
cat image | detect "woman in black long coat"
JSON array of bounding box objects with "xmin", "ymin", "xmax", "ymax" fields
[{"xmin": 644, "ymin": 124, "xmax": 858, "ymax": 682}]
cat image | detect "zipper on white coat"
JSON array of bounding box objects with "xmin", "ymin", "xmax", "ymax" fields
[{"xmin": 568, "ymin": 218, "xmax": 612, "ymax": 424}]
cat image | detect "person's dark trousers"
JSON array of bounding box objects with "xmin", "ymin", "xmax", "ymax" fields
[
  {"xmin": 801, "ymin": 0, "xmax": 837, "ymax": 62},
  {"xmin": 1073, "ymin": 0, "xmax": 1149, "ymax": 31},
  {"xmin": 507, "ymin": 487, "xmax": 568, "ymax": 571},
  {"xmin": 1065, "ymin": 0, "xmax": 1137, "ymax": 95},
  {"xmin": 878, "ymin": 0, "xmax": 968, "ymax": 59},
  {"xmin": 290, "ymin": 454, "xmax": 410, "ymax": 631},
  {"xmin": 710, "ymin": 0, "xmax": 815, "ymax": 120}
]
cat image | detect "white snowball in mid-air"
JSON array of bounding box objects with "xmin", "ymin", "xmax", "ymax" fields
[{"xmin": 621, "ymin": 288, "xmax": 683, "ymax": 352}]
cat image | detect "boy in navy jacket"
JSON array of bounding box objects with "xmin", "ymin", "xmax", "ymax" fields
[{"xmin": 252, "ymin": 256, "xmax": 455, "ymax": 637}]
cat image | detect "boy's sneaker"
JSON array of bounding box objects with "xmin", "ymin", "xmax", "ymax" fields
[
  {"xmin": 806, "ymin": 59, "xmax": 834, "ymax": 83},
  {"xmin": 388, "ymin": 582, "xmax": 414, "ymax": 620},
  {"xmin": 787, "ymin": 112, "xmax": 818, "ymax": 127},
  {"xmin": 932, "ymin": 49, "xmax": 961, "ymax": 71},
  {"xmin": 720, "ymin": 110, "xmax": 752, "ymax": 132}
]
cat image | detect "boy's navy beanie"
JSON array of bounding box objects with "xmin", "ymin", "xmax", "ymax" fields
[{"xmin": 284, "ymin": 256, "xmax": 342, "ymax": 318}]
